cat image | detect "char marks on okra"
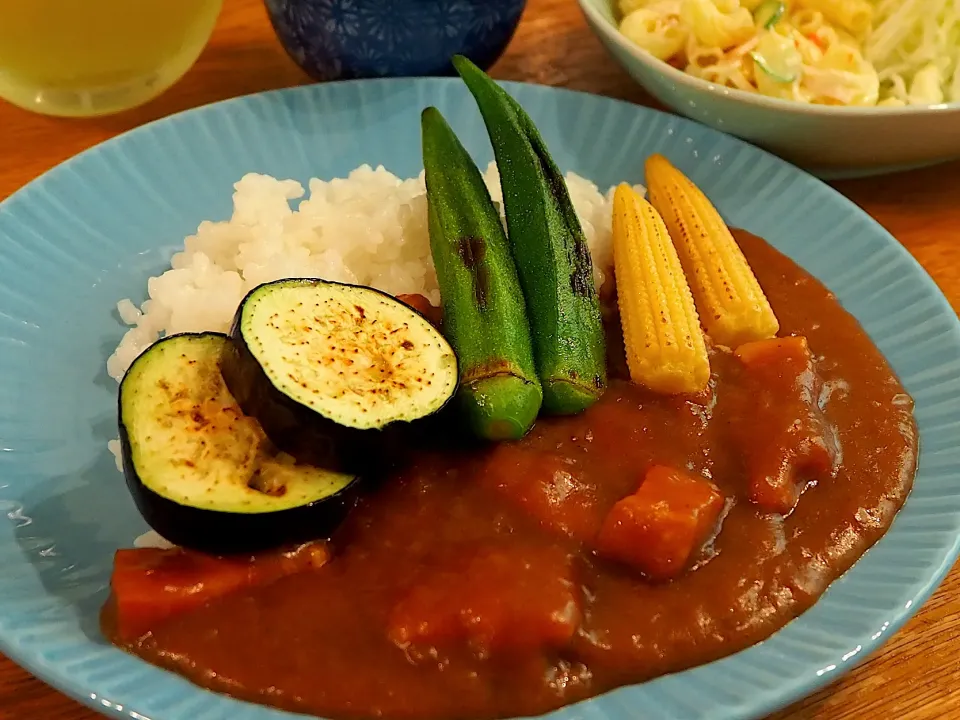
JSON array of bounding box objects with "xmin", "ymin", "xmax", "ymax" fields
[
  {"xmin": 421, "ymin": 106, "xmax": 543, "ymax": 441},
  {"xmin": 452, "ymin": 55, "xmax": 607, "ymax": 416}
]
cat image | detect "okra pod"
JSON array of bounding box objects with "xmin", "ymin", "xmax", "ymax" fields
[
  {"xmin": 421, "ymin": 107, "xmax": 543, "ymax": 440},
  {"xmin": 452, "ymin": 55, "xmax": 607, "ymax": 415}
]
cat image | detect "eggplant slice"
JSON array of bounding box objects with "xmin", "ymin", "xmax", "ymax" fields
[
  {"xmin": 118, "ymin": 332, "xmax": 359, "ymax": 554},
  {"xmin": 221, "ymin": 279, "xmax": 459, "ymax": 472}
]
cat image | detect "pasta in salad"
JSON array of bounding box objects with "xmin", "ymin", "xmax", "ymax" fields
[{"xmin": 617, "ymin": 0, "xmax": 960, "ymax": 106}]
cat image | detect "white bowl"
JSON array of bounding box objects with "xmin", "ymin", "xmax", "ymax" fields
[{"xmin": 577, "ymin": 0, "xmax": 960, "ymax": 177}]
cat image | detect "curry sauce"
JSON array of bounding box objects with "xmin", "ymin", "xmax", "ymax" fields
[{"xmin": 103, "ymin": 231, "xmax": 917, "ymax": 720}]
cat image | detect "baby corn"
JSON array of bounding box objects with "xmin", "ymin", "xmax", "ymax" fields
[
  {"xmin": 612, "ymin": 184, "xmax": 710, "ymax": 394},
  {"xmin": 645, "ymin": 154, "xmax": 779, "ymax": 348}
]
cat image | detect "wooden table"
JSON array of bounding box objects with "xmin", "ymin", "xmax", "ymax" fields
[{"xmin": 1, "ymin": 0, "xmax": 959, "ymax": 718}]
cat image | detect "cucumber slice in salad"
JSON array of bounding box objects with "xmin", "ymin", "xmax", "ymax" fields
[
  {"xmin": 753, "ymin": 0, "xmax": 785, "ymax": 29},
  {"xmin": 751, "ymin": 31, "xmax": 802, "ymax": 83}
]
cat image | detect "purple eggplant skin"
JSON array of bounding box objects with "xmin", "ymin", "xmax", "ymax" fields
[
  {"xmin": 219, "ymin": 279, "xmax": 460, "ymax": 476},
  {"xmin": 116, "ymin": 331, "xmax": 362, "ymax": 555}
]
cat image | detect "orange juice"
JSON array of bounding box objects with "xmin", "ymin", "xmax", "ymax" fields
[{"xmin": 0, "ymin": 0, "xmax": 223, "ymax": 117}]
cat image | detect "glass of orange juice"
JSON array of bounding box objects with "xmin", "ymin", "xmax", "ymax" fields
[{"xmin": 0, "ymin": 0, "xmax": 223, "ymax": 117}]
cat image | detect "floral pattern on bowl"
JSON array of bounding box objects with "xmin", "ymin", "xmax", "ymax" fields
[{"xmin": 265, "ymin": 0, "xmax": 527, "ymax": 80}]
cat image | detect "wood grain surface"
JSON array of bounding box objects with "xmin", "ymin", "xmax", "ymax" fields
[{"xmin": 1, "ymin": 0, "xmax": 959, "ymax": 718}]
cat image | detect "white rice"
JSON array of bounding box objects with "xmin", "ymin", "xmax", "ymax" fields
[{"xmin": 106, "ymin": 163, "xmax": 641, "ymax": 384}]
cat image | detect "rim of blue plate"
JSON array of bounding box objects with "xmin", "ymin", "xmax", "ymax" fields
[{"xmin": 0, "ymin": 77, "xmax": 958, "ymax": 720}]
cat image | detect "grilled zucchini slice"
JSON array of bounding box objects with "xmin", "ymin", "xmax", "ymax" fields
[
  {"xmin": 118, "ymin": 332, "xmax": 359, "ymax": 554},
  {"xmin": 221, "ymin": 279, "xmax": 459, "ymax": 472}
]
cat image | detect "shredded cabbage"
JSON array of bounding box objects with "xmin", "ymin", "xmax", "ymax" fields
[{"xmin": 866, "ymin": 0, "xmax": 960, "ymax": 103}]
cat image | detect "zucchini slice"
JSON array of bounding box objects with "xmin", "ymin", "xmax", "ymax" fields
[
  {"xmin": 118, "ymin": 332, "xmax": 359, "ymax": 554},
  {"xmin": 221, "ymin": 279, "xmax": 459, "ymax": 470}
]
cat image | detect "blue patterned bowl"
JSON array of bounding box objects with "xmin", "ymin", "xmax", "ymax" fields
[{"xmin": 264, "ymin": 0, "xmax": 527, "ymax": 80}]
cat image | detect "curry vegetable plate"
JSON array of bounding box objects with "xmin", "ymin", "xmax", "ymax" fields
[{"xmin": 0, "ymin": 79, "xmax": 958, "ymax": 720}]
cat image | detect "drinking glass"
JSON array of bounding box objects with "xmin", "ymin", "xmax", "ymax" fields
[{"xmin": 0, "ymin": 0, "xmax": 223, "ymax": 117}]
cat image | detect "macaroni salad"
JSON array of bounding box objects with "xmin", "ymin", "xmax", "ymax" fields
[{"xmin": 617, "ymin": 0, "xmax": 960, "ymax": 106}]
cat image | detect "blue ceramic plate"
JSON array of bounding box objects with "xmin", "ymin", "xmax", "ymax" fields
[{"xmin": 0, "ymin": 79, "xmax": 958, "ymax": 720}]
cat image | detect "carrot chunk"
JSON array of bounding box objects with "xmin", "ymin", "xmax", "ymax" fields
[
  {"xmin": 388, "ymin": 544, "xmax": 580, "ymax": 657},
  {"xmin": 734, "ymin": 336, "xmax": 840, "ymax": 514},
  {"xmin": 397, "ymin": 293, "xmax": 443, "ymax": 327},
  {"xmin": 596, "ymin": 465, "xmax": 724, "ymax": 581},
  {"xmin": 110, "ymin": 541, "xmax": 330, "ymax": 642},
  {"xmin": 735, "ymin": 335, "xmax": 809, "ymax": 367}
]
